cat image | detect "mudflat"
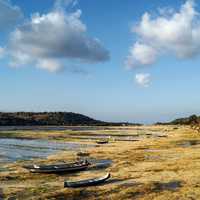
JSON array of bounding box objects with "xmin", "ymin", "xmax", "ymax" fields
[{"xmin": 0, "ymin": 125, "xmax": 200, "ymax": 200}]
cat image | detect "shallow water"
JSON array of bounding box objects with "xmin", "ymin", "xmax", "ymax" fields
[
  {"xmin": 0, "ymin": 126, "xmax": 105, "ymax": 131},
  {"xmin": 67, "ymin": 134, "xmax": 140, "ymax": 141},
  {"xmin": 178, "ymin": 140, "xmax": 200, "ymax": 147},
  {"xmin": 0, "ymin": 138, "xmax": 92, "ymax": 163}
]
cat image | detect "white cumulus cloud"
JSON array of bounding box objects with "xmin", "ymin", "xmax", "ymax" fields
[
  {"xmin": 0, "ymin": 47, "xmax": 5, "ymax": 58},
  {"xmin": 36, "ymin": 59, "xmax": 63, "ymax": 73},
  {"xmin": 126, "ymin": 42, "xmax": 157, "ymax": 68},
  {"xmin": 126, "ymin": 0, "xmax": 200, "ymax": 68},
  {"xmin": 2, "ymin": 1, "xmax": 109, "ymax": 72},
  {"xmin": 135, "ymin": 73, "xmax": 151, "ymax": 87}
]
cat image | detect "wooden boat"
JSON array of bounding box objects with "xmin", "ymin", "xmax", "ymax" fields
[
  {"xmin": 64, "ymin": 173, "xmax": 111, "ymax": 188},
  {"xmin": 96, "ymin": 140, "xmax": 109, "ymax": 144},
  {"xmin": 23, "ymin": 160, "xmax": 90, "ymax": 173}
]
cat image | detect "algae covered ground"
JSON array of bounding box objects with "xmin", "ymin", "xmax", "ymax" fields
[{"xmin": 1, "ymin": 125, "xmax": 200, "ymax": 200}]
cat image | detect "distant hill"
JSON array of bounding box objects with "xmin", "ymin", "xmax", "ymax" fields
[
  {"xmin": 0, "ymin": 112, "xmax": 140, "ymax": 126},
  {"xmin": 156, "ymin": 115, "xmax": 199, "ymax": 125}
]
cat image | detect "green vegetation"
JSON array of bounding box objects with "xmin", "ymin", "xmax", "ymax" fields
[
  {"xmin": 0, "ymin": 112, "xmax": 101, "ymax": 126},
  {"xmin": 0, "ymin": 112, "xmax": 140, "ymax": 126},
  {"xmin": 156, "ymin": 114, "xmax": 200, "ymax": 125}
]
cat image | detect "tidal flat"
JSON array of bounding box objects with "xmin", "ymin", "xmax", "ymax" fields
[{"xmin": 1, "ymin": 125, "xmax": 200, "ymax": 200}]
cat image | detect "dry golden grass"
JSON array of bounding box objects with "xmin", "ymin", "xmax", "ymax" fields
[{"xmin": 1, "ymin": 125, "xmax": 200, "ymax": 199}]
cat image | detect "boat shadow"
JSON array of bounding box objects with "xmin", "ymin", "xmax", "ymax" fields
[
  {"xmin": 85, "ymin": 178, "xmax": 138, "ymax": 187},
  {"xmin": 52, "ymin": 164, "xmax": 111, "ymax": 176},
  {"xmin": 102, "ymin": 178, "xmax": 126, "ymax": 185},
  {"xmin": 105, "ymin": 178, "xmax": 138, "ymax": 187},
  {"xmin": 89, "ymin": 163, "xmax": 111, "ymax": 171}
]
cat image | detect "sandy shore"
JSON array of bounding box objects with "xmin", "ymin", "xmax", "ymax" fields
[{"xmin": 1, "ymin": 125, "xmax": 200, "ymax": 199}]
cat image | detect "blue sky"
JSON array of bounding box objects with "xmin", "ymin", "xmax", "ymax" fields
[{"xmin": 1, "ymin": 0, "xmax": 200, "ymax": 123}]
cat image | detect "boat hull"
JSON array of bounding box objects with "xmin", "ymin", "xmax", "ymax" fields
[
  {"xmin": 64, "ymin": 173, "xmax": 111, "ymax": 188},
  {"xmin": 24, "ymin": 160, "xmax": 90, "ymax": 173}
]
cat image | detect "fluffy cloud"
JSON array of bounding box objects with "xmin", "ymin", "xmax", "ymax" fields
[
  {"xmin": 36, "ymin": 59, "xmax": 63, "ymax": 73},
  {"xmin": 126, "ymin": 42, "xmax": 157, "ymax": 68},
  {"xmin": 0, "ymin": 0, "xmax": 23, "ymax": 29},
  {"xmin": 135, "ymin": 73, "xmax": 151, "ymax": 87},
  {"xmin": 126, "ymin": 0, "xmax": 200, "ymax": 68},
  {"xmin": 0, "ymin": 47, "xmax": 5, "ymax": 58},
  {"xmin": 2, "ymin": 1, "xmax": 109, "ymax": 72}
]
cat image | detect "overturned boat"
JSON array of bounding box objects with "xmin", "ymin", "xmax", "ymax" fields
[
  {"xmin": 64, "ymin": 173, "xmax": 111, "ymax": 188},
  {"xmin": 23, "ymin": 160, "xmax": 90, "ymax": 173}
]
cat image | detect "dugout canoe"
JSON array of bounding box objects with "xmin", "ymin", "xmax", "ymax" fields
[
  {"xmin": 23, "ymin": 160, "xmax": 90, "ymax": 173},
  {"xmin": 64, "ymin": 173, "xmax": 111, "ymax": 188}
]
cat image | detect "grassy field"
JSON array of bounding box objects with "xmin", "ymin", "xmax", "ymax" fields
[{"xmin": 1, "ymin": 125, "xmax": 200, "ymax": 199}]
